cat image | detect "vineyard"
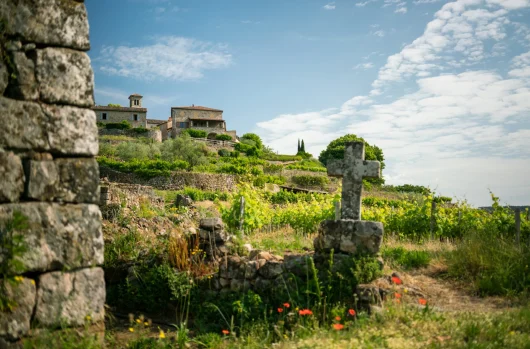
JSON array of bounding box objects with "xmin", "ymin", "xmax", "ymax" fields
[{"xmin": 220, "ymin": 185, "xmax": 530, "ymax": 242}]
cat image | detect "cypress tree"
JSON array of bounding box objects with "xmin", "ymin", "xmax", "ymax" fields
[
  {"xmin": 297, "ymin": 139, "xmax": 300, "ymax": 153},
  {"xmin": 301, "ymin": 139, "xmax": 305, "ymax": 153}
]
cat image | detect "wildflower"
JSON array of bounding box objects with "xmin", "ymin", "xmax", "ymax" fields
[
  {"xmin": 129, "ymin": 328, "xmax": 134, "ymax": 333},
  {"xmin": 391, "ymin": 276, "xmax": 402, "ymax": 285},
  {"xmin": 348, "ymin": 309, "xmax": 356, "ymax": 316},
  {"xmin": 395, "ymin": 299, "xmax": 401, "ymax": 304},
  {"xmin": 418, "ymin": 298, "xmax": 427, "ymax": 306},
  {"xmin": 278, "ymin": 308, "xmax": 284, "ymax": 313},
  {"xmin": 159, "ymin": 330, "xmax": 166, "ymax": 339},
  {"xmin": 403, "ymin": 288, "xmax": 408, "ymax": 294},
  {"xmin": 283, "ymin": 303, "xmax": 290, "ymax": 308},
  {"xmin": 335, "ymin": 316, "xmax": 341, "ymax": 321},
  {"xmin": 299, "ymin": 309, "xmax": 313, "ymax": 316},
  {"xmin": 14, "ymin": 276, "xmax": 23, "ymax": 282},
  {"xmin": 510, "ymin": 331, "xmax": 515, "ymax": 335},
  {"xmin": 85, "ymin": 315, "xmax": 92, "ymax": 322},
  {"xmin": 283, "ymin": 334, "xmax": 288, "ymax": 339},
  {"xmin": 394, "ymin": 293, "xmax": 402, "ymax": 299},
  {"xmin": 30, "ymin": 280, "xmax": 35, "ymax": 286},
  {"xmin": 222, "ymin": 329, "xmax": 230, "ymax": 335},
  {"xmin": 144, "ymin": 322, "xmax": 149, "ymax": 326},
  {"xmin": 333, "ymin": 323, "xmax": 344, "ymax": 330},
  {"xmin": 136, "ymin": 319, "xmax": 141, "ymax": 324}
]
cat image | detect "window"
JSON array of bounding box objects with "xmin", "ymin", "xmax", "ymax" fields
[
  {"xmin": 133, "ymin": 114, "xmax": 138, "ymax": 121},
  {"xmin": 134, "ymin": 99, "xmax": 139, "ymax": 106},
  {"xmin": 180, "ymin": 122, "xmax": 186, "ymax": 128},
  {"xmin": 102, "ymin": 112, "xmax": 107, "ymax": 120}
]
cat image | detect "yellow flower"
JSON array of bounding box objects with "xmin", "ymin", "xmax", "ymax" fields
[
  {"xmin": 144, "ymin": 322, "xmax": 149, "ymax": 326},
  {"xmin": 14, "ymin": 276, "xmax": 23, "ymax": 282},
  {"xmin": 85, "ymin": 315, "xmax": 92, "ymax": 321},
  {"xmin": 283, "ymin": 334, "xmax": 288, "ymax": 339},
  {"xmin": 510, "ymin": 331, "xmax": 515, "ymax": 335},
  {"xmin": 30, "ymin": 280, "xmax": 35, "ymax": 286},
  {"xmin": 159, "ymin": 330, "xmax": 166, "ymax": 339},
  {"xmin": 129, "ymin": 328, "xmax": 134, "ymax": 333},
  {"xmin": 136, "ymin": 319, "xmax": 141, "ymax": 324}
]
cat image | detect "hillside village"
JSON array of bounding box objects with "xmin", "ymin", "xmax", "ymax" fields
[{"xmin": 1, "ymin": 1, "xmax": 530, "ymax": 349}]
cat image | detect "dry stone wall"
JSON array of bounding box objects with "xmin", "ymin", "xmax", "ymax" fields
[{"xmin": 0, "ymin": 1, "xmax": 105, "ymax": 346}]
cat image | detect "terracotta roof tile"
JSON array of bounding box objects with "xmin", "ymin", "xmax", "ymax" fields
[
  {"xmin": 171, "ymin": 106, "xmax": 223, "ymax": 112},
  {"xmin": 93, "ymin": 106, "xmax": 147, "ymax": 112}
]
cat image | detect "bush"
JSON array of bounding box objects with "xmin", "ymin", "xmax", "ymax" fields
[
  {"xmin": 131, "ymin": 127, "xmax": 148, "ymax": 134},
  {"xmin": 241, "ymin": 133, "xmax": 263, "ymax": 149},
  {"xmin": 160, "ymin": 134, "xmax": 208, "ymax": 167},
  {"xmin": 218, "ymin": 148, "xmax": 231, "ymax": 157},
  {"xmin": 105, "ymin": 120, "xmax": 131, "ymax": 130},
  {"xmin": 291, "ymin": 175, "xmax": 330, "ymax": 188},
  {"xmin": 260, "ymin": 154, "xmax": 302, "ymax": 161},
  {"xmin": 97, "ymin": 157, "xmax": 188, "ymax": 179},
  {"xmin": 231, "ymin": 151, "xmax": 240, "ymax": 158},
  {"xmin": 115, "ymin": 142, "xmax": 160, "ymax": 161},
  {"xmin": 215, "ymin": 134, "xmax": 232, "ymax": 141},
  {"xmin": 183, "ymin": 129, "xmax": 207, "ymax": 138}
]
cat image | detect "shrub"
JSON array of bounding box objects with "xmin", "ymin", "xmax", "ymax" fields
[
  {"xmin": 292, "ymin": 175, "xmax": 330, "ymax": 188},
  {"xmin": 105, "ymin": 120, "xmax": 131, "ymax": 130},
  {"xmin": 231, "ymin": 151, "xmax": 240, "ymax": 158},
  {"xmin": 260, "ymin": 154, "xmax": 302, "ymax": 161},
  {"xmin": 115, "ymin": 142, "xmax": 160, "ymax": 161},
  {"xmin": 215, "ymin": 134, "xmax": 232, "ymax": 141},
  {"xmin": 131, "ymin": 127, "xmax": 149, "ymax": 134},
  {"xmin": 218, "ymin": 148, "xmax": 231, "ymax": 157},
  {"xmin": 97, "ymin": 157, "xmax": 188, "ymax": 179},
  {"xmin": 183, "ymin": 129, "xmax": 207, "ymax": 138},
  {"xmin": 160, "ymin": 134, "xmax": 208, "ymax": 168},
  {"xmin": 241, "ymin": 133, "xmax": 263, "ymax": 149}
]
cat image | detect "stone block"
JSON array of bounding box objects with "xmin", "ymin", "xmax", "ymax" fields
[
  {"xmin": 0, "ymin": 152, "xmax": 25, "ymax": 203},
  {"xmin": 314, "ymin": 220, "xmax": 383, "ymax": 255},
  {"xmin": 0, "ymin": 97, "xmax": 98, "ymax": 155},
  {"xmin": 0, "ymin": 203, "xmax": 103, "ymax": 274},
  {"xmin": 0, "ymin": 0, "xmax": 90, "ymax": 51},
  {"xmin": 258, "ymin": 261, "xmax": 284, "ymax": 279},
  {"xmin": 6, "ymin": 52, "xmax": 38, "ymax": 100},
  {"xmin": 36, "ymin": 48, "xmax": 94, "ymax": 107},
  {"xmin": 199, "ymin": 217, "xmax": 224, "ymax": 232},
  {"xmin": 41, "ymin": 104, "xmax": 98, "ymax": 156},
  {"xmin": 25, "ymin": 159, "xmax": 99, "ymax": 203},
  {"xmin": 34, "ymin": 268, "xmax": 105, "ymax": 327},
  {"xmin": 0, "ymin": 48, "xmax": 9, "ymax": 95},
  {"xmin": 283, "ymin": 254, "xmax": 310, "ymax": 277},
  {"xmin": 0, "ymin": 278, "xmax": 36, "ymax": 340}
]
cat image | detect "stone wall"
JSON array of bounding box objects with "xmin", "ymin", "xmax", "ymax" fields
[
  {"xmin": 99, "ymin": 128, "xmax": 162, "ymax": 143},
  {"xmin": 94, "ymin": 108, "xmax": 147, "ymax": 128},
  {"xmin": 0, "ymin": 0, "xmax": 105, "ymax": 346},
  {"xmin": 100, "ymin": 166, "xmax": 238, "ymax": 192}
]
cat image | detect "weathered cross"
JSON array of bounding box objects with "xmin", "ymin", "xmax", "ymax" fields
[{"xmin": 327, "ymin": 141, "xmax": 381, "ymax": 220}]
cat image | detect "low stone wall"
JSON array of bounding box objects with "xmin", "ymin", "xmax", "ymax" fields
[
  {"xmin": 99, "ymin": 128, "xmax": 162, "ymax": 142},
  {"xmin": 100, "ymin": 166, "xmax": 238, "ymax": 192},
  {"xmin": 100, "ymin": 181, "xmax": 164, "ymax": 211}
]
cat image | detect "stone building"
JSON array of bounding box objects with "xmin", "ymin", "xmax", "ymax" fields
[
  {"xmin": 169, "ymin": 105, "xmax": 237, "ymax": 140},
  {"xmin": 147, "ymin": 118, "xmax": 166, "ymax": 129},
  {"xmin": 92, "ymin": 93, "xmax": 147, "ymax": 128}
]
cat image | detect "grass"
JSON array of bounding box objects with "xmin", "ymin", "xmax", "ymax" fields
[{"xmin": 244, "ymin": 227, "xmax": 314, "ymax": 255}]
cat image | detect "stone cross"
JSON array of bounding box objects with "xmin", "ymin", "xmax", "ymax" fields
[{"xmin": 327, "ymin": 142, "xmax": 381, "ymax": 220}]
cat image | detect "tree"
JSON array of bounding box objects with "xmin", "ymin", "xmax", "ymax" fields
[
  {"xmin": 107, "ymin": 103, "xmax": 121, "ymax": 107},
  {"xmin": 319, "ymin": 134, "xmax": 385, "ymax": 184},
  {"xmin": 297, "ymin": 139, "xmax": 300, "ymax": 153},
  {"xmin": 241, "ymin": 133, "xmax": 263, "ymax": 150},
  {"xmin": 300, "ymin": 139, "xmax": 305, "ymax": 153},
  {"xmin": 160, "ymin": 133, "xmax": 208, "ymax": 168}
]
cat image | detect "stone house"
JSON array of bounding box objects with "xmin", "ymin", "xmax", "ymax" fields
[
  {"xmin": 92, "ymin": 93, "xmax": 147, "ymax": 128},
  {"xmin": 169, "ymin": 105, "xmax": 237, "ymax": 140},
  {"xmin": 147, "ymin": 119, "xmax": 166, "ymax": 129}
]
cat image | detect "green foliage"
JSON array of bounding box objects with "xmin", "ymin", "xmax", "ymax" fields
[
  {"xmin": 107, "ymin": 103, "xmax": 122, "ymax": 107},
  {"xmin": 216, "ymin": 134, "xmax": 233, "ymax": 141},
  {"xmin": 318, "ymin": 134, "xmax": 385, "ymax": 184},
  {"xmin": 159, "ymin": 187, "xmax": 231, "ymax": 202},
  {"xmin": 286, "ymin": 159, "xmax": 327, "ymax": 172},
  {"xmin": 253, "ymin": 175, "xmax": 286, "ymax": 188},
  {"xmin": 105, "ymin": 120, "xmax": 132, "ymax": 130},
  {"xmin": 291, "ymin": 175, "xmax": 330, "ymax": 188},
  {"xmin": 234, "ymin": 142, "xmax": 261, "ymax": 157},
  {"xmin": 131, "ymin": 127, "xmax": 149, "ymax": 134},
  {"xmin": 241, "ymin": 133, "xmax": 263, "ymax": 150},
  {"xmin": 98, "ymin": 156, "xmax": 188, "ymax": 179},
  {"xmin": 160, "ymin": 133, "xmax": 209, "ymax": 167},
  {"xmin": 98, "ymin": 142, "xmax": 116, "ymax": 157},
  {"xmin": 115, "ymin": 141, "xmax": 160, "ymax": 161},
  {"xmin": 260, "ymin": 153, "xmax": 302, "ymax": 161},
  {"xmin": 382, "ymin": 247, "xmax": 431, "ymax": 269},
  {"xmin": 107, "ymin": 262, "xmax": 194, "ymax": 312},
  {"xmin": 221, "ymin": 183, "xmax": 272, "ymax": 233},
  {"xmin": 183, "ymin": 129, "xmax": 207, "ymax": 138},
  {"xmin": 218, "ymin": 148, "xmax": 231, "ymax": 157},
  {"xmin": 383, "ymin": 184, "xmax": 431, "ymax": 195}
]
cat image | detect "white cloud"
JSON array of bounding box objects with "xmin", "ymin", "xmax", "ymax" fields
[
  {"xmin": 323, "ymin": 2, "xmax": 336, "ymax": 9},
  {"xmin": 97, "ymin": 36, "xmax": 232, "ymax": 81},
  {"xmin": 414, "ymin": 0, "xmax": 442, "ymax": 3},
  {"xmin": 354, "ymin": 62, "xmax": 375, "ymax": 69},
  {"xmin": 356, "ymin": 0, "xmax": 377, "ymax": 6},
  {"xmin": 395, "ymin": 6, "xmax": 408, "ymax": 13},
  {"xmin": 371, "ymin": 30, "xmax": 386, "ymax": 37}
]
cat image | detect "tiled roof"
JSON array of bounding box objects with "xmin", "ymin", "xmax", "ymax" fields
[
  {"xmin": 171, "ymin": 106, "xmax": 223, "ymax": 112},
  {"xmin": 93, "ymin": 106, "xmax": 147, "ymax": 112},
  {"xmin": 129, "ymin": 93, "xmax": 143, "ymax": 97}
]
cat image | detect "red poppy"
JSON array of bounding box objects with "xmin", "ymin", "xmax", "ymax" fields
[
  {"xmin": 395, "ymin": 298, "xmax": 401, "ymax": 304},
  {"xmin": 333, "ymin": 323, "xmax": 344, "ymax": 330},
  {"xmin": 419, "ymin": 298, "xmax": 427, "ymax": 305},
  {"xmin": 222, "ymin": 330, "xmax": 229, "ymax": 335},
  {"xmin": 299, "ymin": 309, "xmax": 313, "ymax": 316},
  {"xmin": 335, "ymin": 316, "xmax": 341, "ymax": 321},
  {"xmin": 394, "ymin": 293, "xmax": 402, "ymax": 299},
  {"xmin": 278, "ymin": 308, "xmax": 284, "ymax": 313},
  {"xmin": 348, "ymin": 309, "xmax": 356, "ymax": 316},
  {"xmin": 283, "ymin": 303, "xmax": 290, "ymax": 308},
  {"xmin": 391, "ymin": 276, "xmax": 402, "ymax": 285}
]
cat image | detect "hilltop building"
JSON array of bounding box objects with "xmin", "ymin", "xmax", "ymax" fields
[
  {"xmin": 166, "ymin": 105, "xmax": 237, "ymax": 141},
  {"xmin": 92, "ymin": 93, "xmax": 147, "ymax": 128}
]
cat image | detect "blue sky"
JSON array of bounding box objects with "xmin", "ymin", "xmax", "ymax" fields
[{"xmin": 87, "ymin": 0, "xmax": 530, "ymax": 206}]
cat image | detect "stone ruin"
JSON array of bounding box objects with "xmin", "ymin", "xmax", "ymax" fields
[
  {"xmin": 198, "ymin": 142, "xmax": 384, "ymax": 294},
  {"xmin": 0, "ymin": 1, "xmax": 105, "ymax": 346}
]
